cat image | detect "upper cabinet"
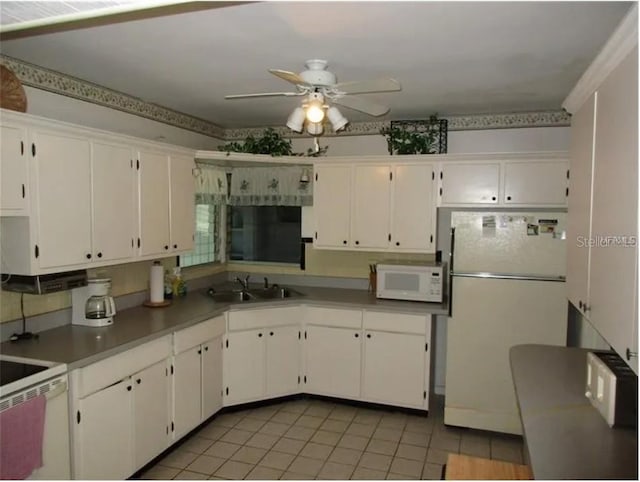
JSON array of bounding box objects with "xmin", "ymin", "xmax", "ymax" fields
[
  {"xmin": 437, "ymin": 159, "xmax": 568, "ymax": 207},
  {"xmin": 0, "ymin": 110, "xmax": 196, "ymax": 275},
  {"xmin": 313, "ymin": 160, "xmax": 436, "ymax": 253},
  {"xmin": 564, "ymin": 7, "xmax": 638, "ymax": 374}
]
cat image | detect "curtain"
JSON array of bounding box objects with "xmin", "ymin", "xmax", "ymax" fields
[
  {"xmin": 229, "ymin": 166, "xmax": 313, "ymax": 206},
  {"xmin": 195, "ymin": 166, "xmax": 228, "ymax": 203}
]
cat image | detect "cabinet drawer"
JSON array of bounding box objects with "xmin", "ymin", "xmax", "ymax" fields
[
  {"xmin": 363, "ymin": 310, "xmax": 428, "ymax": 334},
  {"xmin": 76, "ymin": 335, "xmax": 172, "ymax": 398},
  {"xmin": 228, "ymin": 306, "xmax": 301, "ymax": 331},
  {"xmin": 305, "ymin": 306, "xmax": 362, "ymax": 329},
  {"xmin": 174, "ymin": 315, "xmax": 225, "ymax": 354}
]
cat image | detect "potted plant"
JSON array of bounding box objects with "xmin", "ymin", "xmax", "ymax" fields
[
  {"xmin": 220, "ymin": 128, "xmax": 328, "ymax": 157},
  {"xmin": 380, "ymin": 115, "xmax": 447, "ymax": 155}
]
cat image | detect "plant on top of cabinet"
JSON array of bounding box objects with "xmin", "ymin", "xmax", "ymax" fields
[
  {"xmin": 219, "ymin": 127, "xmax": 328, "ymax": 157},
  {"xmin": 380, "ymin": 115, "xmax": 447, "ymax": 155}
]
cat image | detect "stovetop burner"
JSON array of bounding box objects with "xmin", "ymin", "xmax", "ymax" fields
[{"xmin": 0, "ymin": 360, "xmax": 48, "ymax": 386}]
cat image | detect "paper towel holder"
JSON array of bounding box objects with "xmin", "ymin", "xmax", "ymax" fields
[{"xmin": 145, "ymin": 261, "xmax": 171, "ymax": 308}]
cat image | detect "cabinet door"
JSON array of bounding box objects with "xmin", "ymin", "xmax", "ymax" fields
[
  {"xmin": 169, "ymin": 154, "xmax": 195, "ymax": 252},
  {"xmin": 92, "ymin": 141, "xmax": 136, "ymax": 262},
  {"xmin": 567, "ymin": 94, "xmax": 596, "ymax": 312},
  {"xmin": 139, "ymin": 149, "xmax": 170, "ymax": 256},
  {"xmin": 32, "ymin": 129, "xmax": 92, "ymax": 268},
  {"xmin": 76, "ymin": 380, "xmax": 133, "ymax": 480},
  {"xmin": 351, "ymin": 164, "xmax": 391, "ymax": 249},
  {"xmin": 440, "ymin": 163, "xmax": 500, "ymax": 205},
  {"xmin": 391, "ymin": 163, "xmax": 435, "ymax": 251},
  {"xmin": 305, "ymin": 325, "xmax": 361, "ymax": 399},
  {"xmin": 266, "ymin": 325, "xmax": 300, "ymax": 398},
  {"xmin": 313, "ymin": 165, "xmax": 351, "ymax": 248},
  {"xmin": 224, "ymin": 330, "xmax": 266, "ymax": 405},
  {"xmin": 363, "ymin": 331, "xmax": 426, "ymax": 408},
  {"xmin": 202, "ymin": 336, "xmax": 223, "ymax": 420},
  {"xmin": 133, "ymin": 360, "xmax": 170, "ymax": 471},
  {"xmin": 173, "ymin": 346, "xmax": 202, "ymax": 439},
  {"xmin": 590, "ymin": 46, "xmax": 638, "ymax": 373},
  {"xmin": 0, "ymin": 123, "xmax": 28, "ymax": 215},
  {"xmin": 503, "ymin": 161, "xmax": 568, "ymax": 205}
]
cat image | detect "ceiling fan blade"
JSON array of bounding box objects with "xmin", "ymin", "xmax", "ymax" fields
[
  {"xmin": 225, "ymin": 92, "xmax": 305, "ymax": 99},
  {"xmin": 332, "ymin": 95, "xmax": 390, "ymax": 116},
  {"xmin": 333, "ymin": 78, "xmax": 401, "ymax": 95},
  {"xmin": 268, "ymin": 69, "xmax": 310, "ymax": 86}
]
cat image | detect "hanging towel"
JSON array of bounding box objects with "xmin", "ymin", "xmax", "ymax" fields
[{"xmin": 0, "ymin": 395, "xmax": 46, "ymax": 480}]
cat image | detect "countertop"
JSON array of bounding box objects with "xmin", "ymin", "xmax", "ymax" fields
[
  {"xmin": 510, "ymin": 344, "xmax": 638, "ymax": 480},
  {"xmin": 0, "ymin": 285, "xmax": 448, "ymax": 370}
]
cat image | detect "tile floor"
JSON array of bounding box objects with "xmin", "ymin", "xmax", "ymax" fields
[{"xmin": 138, "ymin": 396, "xmax": 525, "ymax": 480}]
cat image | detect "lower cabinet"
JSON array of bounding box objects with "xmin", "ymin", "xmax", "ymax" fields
[
  {"xmin": 305, "ymin": 324, "xmax": 362, "ymax": 399},
  {"xmin": 224, "ymin": 324, "xmax": 300, "ymax": 405},
  {"xmin": 73, "ymin": 358, "xmax": 171, "ymax": 480},
  {"xmin": 173, "ymin": 316, "xmax": 225, "ymax": 439}
]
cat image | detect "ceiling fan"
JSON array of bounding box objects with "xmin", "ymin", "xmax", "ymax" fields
[{"xmin": 225, "ymin": 59, "xmax": 402, "ymax": 135}]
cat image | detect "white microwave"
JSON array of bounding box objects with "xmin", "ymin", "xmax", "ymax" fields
[{"xmin": 376, "ymin": 262, "xmax": 445, "ymax": 303}]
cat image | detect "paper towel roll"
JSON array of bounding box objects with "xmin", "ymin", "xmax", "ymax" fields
[{"xmin": 149, "ymin": 262, "xmax": 164, "ymax": 303}]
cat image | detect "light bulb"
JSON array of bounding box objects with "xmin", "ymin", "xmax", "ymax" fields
[{"xmin": 306, "ymin": 101, "xmax": 325, "ymax": 123}]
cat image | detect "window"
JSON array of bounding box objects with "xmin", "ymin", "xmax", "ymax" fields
[
  {"xmin": 179, "ymin": 203, "xmax": 222, "ymax": 267},
  {"xmin": 229, "ymin": 206, "xmax": 301, "ymax": 264}
]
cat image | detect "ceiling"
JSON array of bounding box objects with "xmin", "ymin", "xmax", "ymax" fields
[{"xmin": 0, "ymin": 1, "xmax": 633, "ymax": 129}]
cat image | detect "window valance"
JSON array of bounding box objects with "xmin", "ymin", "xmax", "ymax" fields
[
  {"xmin": 195, "ymin": 166, "xmax": 228, "ymax": 203},
  {"xmin": 229, "ymin": 166, "xmax": 313, "ymax": 206}
]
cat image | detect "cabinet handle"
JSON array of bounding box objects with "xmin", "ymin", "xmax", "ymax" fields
[
  {"xmin": 21, "ymin": 184, "xmax": 25, "ymax": 198},
  {"xmin": 506, "ymin": 196, "xmax": 512, "ymax": 201},
  {"xmin": 491, "ymin": 196, "xmax": 497, "ymax": 201},
  {"xmin": 164, "ymin": 245, "xmax": 169, "ymax": 250},
  {"xmin": 86, "ymin": 253, "xmax": 92, "ymax": 259},
  {"xmin": 395, "ymin": 242, "xmax": 400, "ymax": 246},
  {"xmin": 258, "ymin": 333, "xmax": 263, "ymax": 337},
  {"xmin": 136, "ymin": 378, "xmax": 141, "ymax": 385},
  {"xmin": 97, "ymin": 252, "xmax": 103, "ymax": 258},
  {"xmin": 270, "ymin": 331, "xmax": 274, "ymax": 336},
  {"xmin": 204, "ymin": 346, "xmax": 209, "ymax": 351},
  {"xmin": 198, "ymin": 349, "xmax": 201, "ymax": 354},
  {"xmin": 578, "ymin": 300, "xmax": 583, "ymax": 309},
  {"xmin": 173, "ymin": 244, "xmax": 178, "ymax": 249},
  {"xmin": 355, "ymin": 240, "xmax": 360, "ymax": 245},
  {"xmin": 127, "ymin": 386, "xmax": 132, "ymax": 391},
  {"xmin": 366, "ymin": 333, "xmax": 371, "ymax": 338},
  {"xmin": 343, "ymin": 240, "xmax": 347, "ymax": 245},
  {"xmin": 354, "ymin": 333, "xmax": 359, "ymax": 338}
]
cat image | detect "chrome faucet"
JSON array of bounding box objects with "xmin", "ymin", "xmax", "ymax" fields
[{"xmin": 235, "ymin": 275, "xmax": 250, "ymax": 291}]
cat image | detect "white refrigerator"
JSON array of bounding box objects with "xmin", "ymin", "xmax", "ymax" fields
[{"xmin": 444, "ymin": 211, "xmax": 568, "ymax": 435}]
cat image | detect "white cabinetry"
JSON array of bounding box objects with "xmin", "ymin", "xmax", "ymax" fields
[
  {"xmin": 225, "ymin": 307, "xmax": 301, "ymax": 406},
  {"xmin": 70, "ymin": 336, "xmax": 172, "ymax": 480},
  {"xmin": 438, "ymin": 159, "xmax": 568, "ymax": 207},
  {"xmin": 362, "ymin": 311, "xmax": 431, "ymax": 410},
  {"xmin": 0, "ymin": 122, "xmax": 28, "ymax": 216},
  {"xmin": 0, "ymin": 110, "xmax": 196, "ymax": 275},
  {"xmin": 304, "ymin": 307, "xmax": 362, "ymax": 399},
  {"xmin": 567, "ymin": 46, "xmax": 638, "ymax": 372},
  {"xmin": 173, "ymin": 316, "xmax": 225, "ymax": 439},
  {"xmin": 313, "ymin": 161, "xmax": 436, "ymax": 253}
]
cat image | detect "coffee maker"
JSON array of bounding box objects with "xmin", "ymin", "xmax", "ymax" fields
[{"xmin": 72, "ymin": 278, "xmax": 116, "ymax": 327}]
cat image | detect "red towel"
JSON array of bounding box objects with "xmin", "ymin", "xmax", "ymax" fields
[{"xmin": 0, "ymin": 395, "xmax": 46, "ymax": 480}]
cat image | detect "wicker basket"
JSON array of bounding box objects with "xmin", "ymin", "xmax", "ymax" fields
[{"xmin": 0, "ymin": 65, "xmax": 27, "ymax": 112}]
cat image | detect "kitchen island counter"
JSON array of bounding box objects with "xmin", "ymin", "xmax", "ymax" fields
[
  {"xmin": 510, "ymin": 344, "xmax": 637, "ymax": 480},
  {"xmin": 0, "ymin": 285, "xmax": 447, "ymax": 370}
]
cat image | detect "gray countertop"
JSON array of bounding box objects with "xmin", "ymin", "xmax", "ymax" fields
[
  {"xmin": 510, "ymin": 344, "xmax": 638, "ymax": 480},
  {"xmin": 0, "ymin": 285, "xmax": 448, "ymax": 370}
]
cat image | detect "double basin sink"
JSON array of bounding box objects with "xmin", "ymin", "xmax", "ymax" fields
[{"xmin": 207, "ymin": 286, "xmax": 303, "ymax": 303}]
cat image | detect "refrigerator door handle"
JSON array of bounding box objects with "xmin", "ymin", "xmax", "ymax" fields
[
  {"xmin": 451, "ymin": 272, "xmax": 566, "ymax": 282},
  {"xmin": 448, "ymin": 227, "xmax": 456, "ymax": 317}
]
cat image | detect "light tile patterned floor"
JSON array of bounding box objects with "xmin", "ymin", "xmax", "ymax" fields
[{"xmin": 138, "ymin": 396, "xmax": 525, "ymax": 480}]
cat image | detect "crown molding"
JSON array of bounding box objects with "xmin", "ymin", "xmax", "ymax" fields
[
  {"xmin": 0, "ymin": 54, "xmax": 226, "ymax": 139},
  {"xmin": 563, "ymin": 3, "xmax": 638, "ymax": 114},
  {"xmin": 1, "ymin": 54, "xmax": 570, "ymax": 142}
]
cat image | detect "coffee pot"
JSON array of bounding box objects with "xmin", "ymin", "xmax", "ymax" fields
[{"xmin": 71, "ymin": 278, "xmax": 116, "ymax": 327}]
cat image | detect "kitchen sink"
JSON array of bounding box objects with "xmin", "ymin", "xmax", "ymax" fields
[
  {"xmin": 248, "ymin": 287, "xmax": 303, "ymax": 299},
  {"xmin": 206, "ymin": 286, "xmax": 303, "ymax": 303}
]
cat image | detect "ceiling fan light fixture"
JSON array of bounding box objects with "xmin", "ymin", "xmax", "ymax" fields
[
  {"xmin": 306, "ymin": 122, "xmax": 324, "ymax": 136},
  {"xmin": 286, "ymin": 107, "xmax": 305, "ymax": 132},
  {"xmin": 305, "ymin": 100, "xmax": 325, "ymax": 123},
  {"xmin": 327, "ymin": 106, "xmax": 348, "ymax": 132}
]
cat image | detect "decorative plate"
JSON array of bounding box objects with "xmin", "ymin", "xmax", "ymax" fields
[{"xmin": 0, "ymin": 65, "xmax": 27, "ymax": 112}]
